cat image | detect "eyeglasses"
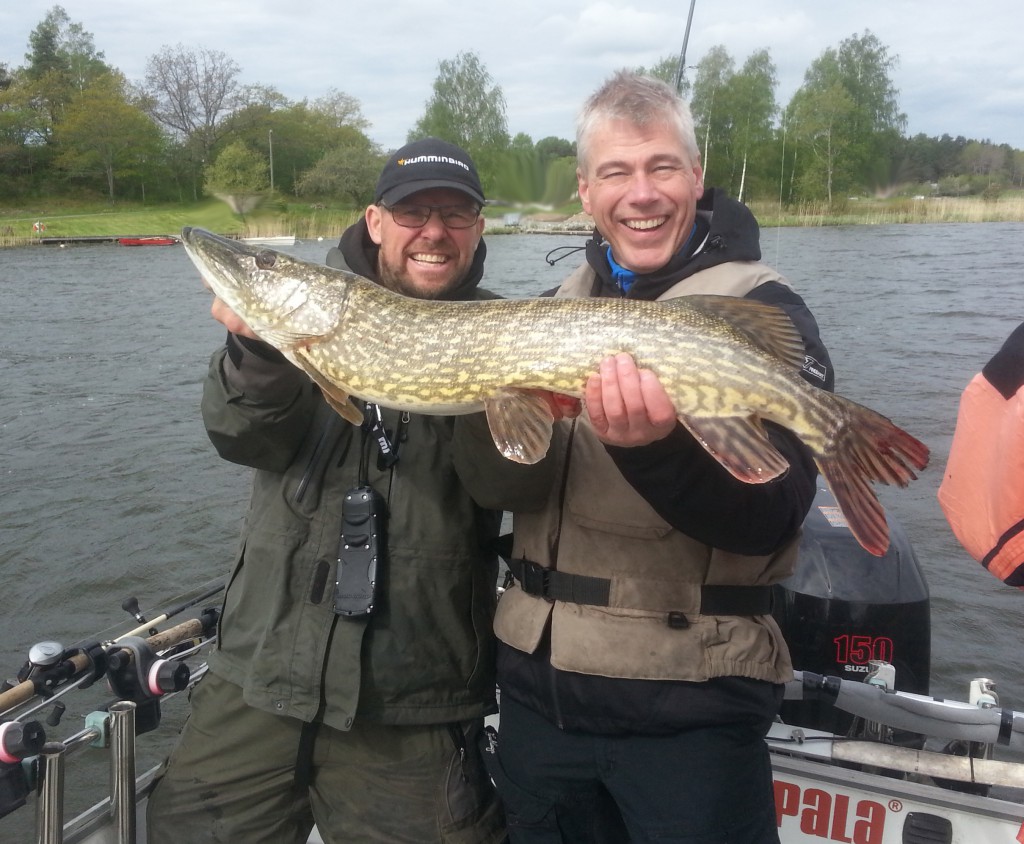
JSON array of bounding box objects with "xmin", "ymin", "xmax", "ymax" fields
[{"xmin": 381, "ymin": 202, "xmax": 482, "ymax": 229}]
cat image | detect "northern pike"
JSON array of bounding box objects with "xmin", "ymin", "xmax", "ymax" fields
[{"xmin": 181, "ymin": 226, "xmax": 929, "ymax": 556}]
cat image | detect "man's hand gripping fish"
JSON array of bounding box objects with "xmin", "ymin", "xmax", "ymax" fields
[{"xmin": 181, "ymin": 227, "xmax": 929, "ymax": 556}]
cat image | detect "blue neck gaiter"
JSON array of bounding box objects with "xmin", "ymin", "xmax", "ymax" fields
[
  {"xmin": 606, "ymin": 249, "xmax": 636, "ymax": 292},
  {"xmin": 606, "ymin": 223, "xmax": 700, "ymax": 293}
]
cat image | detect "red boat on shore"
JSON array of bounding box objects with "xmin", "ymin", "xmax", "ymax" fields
[{"xmin": 117, "ymin": 236, "xmax": 178, "ymax": 247}]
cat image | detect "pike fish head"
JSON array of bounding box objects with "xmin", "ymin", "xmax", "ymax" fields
[{"xmin": 180, "ymin": 227, "xmax": 350, "ymax": 347}]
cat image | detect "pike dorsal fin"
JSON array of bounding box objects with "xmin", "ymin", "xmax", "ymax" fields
[{"xmin": 666, "ymin": 295, "xmax": 806, "ymax": 371}]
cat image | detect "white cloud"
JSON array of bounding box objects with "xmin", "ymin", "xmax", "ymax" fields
[{"xmin": 2, "ymin": 0, "xmax": 1021, "ymax": 152}]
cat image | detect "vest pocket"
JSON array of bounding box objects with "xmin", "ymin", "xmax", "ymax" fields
[{"xmin": 567, "ymin": 508, "xmax": 673, "ymax": 540}]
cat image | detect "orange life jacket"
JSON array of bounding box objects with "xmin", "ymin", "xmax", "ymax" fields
[{"xmin": 938, "ymin": 323, "xmax": 1024, "ymax": 587}]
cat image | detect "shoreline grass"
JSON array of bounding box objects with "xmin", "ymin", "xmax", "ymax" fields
[
  {"xmin": 0, "ymin": 199, "xmax": 365, "ymax": 248},
  {"xmin": 2, "ymin": 195, "xmax": 1023, "ymax": 248}
]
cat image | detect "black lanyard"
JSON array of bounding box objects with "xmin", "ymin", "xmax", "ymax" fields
[{"xmin": 358, "ymin": 403, "xmax": 407, "ymax": 484}]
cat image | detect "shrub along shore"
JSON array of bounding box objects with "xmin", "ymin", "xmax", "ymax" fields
[{"xmin": 2, "ymin": 195, "xmax": 1024, "ymax": 248}]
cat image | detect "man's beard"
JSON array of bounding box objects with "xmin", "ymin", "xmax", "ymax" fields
[{"xmin": 377, "ymin": 263, "xmax": 453, "ymax": 300}]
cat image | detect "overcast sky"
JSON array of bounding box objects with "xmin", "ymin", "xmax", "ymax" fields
[{"xmin": 2, "ymin": 0, "xmax": 1022, "ymax": 153}]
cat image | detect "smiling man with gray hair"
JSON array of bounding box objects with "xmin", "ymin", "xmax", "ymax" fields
[{"xmin": 486, "ymin": 71, "xmax": 835, "ymax": 844}]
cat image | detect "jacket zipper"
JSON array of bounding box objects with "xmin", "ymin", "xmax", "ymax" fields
[{"xmin": 295, "ymin": 413, "xmax": 339, "ymax": 503}]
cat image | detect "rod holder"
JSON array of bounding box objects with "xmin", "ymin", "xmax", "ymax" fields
[
  {"xmin": 109, "ymin": 701, "xmax": 137, "ymax": 844},
  {"xmin": 36, "ymin": 741, "xmax": 66, "ymax": 844}
]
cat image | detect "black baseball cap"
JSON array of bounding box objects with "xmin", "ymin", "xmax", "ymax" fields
[{"xmin": 375, "ymin": 138, "xmax": 485, "ymax": 206}]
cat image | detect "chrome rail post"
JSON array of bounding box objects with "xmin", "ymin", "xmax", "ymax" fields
[
  {"xmin": 36, "ymin": 741, "xmax": 66, "ymax": 844},
  {"xmin": 109, "ymin": 701, "xmax": 137, "ymax": 844}
]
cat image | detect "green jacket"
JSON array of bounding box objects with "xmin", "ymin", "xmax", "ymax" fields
[{"xmin": 202, "ymin": 232, "xmax": 552, "ymax": 731}]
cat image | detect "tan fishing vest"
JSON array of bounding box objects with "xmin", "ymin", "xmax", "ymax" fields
[{"xmin": 494, "ymin": 260, "xmax": 799, "ymax": 683}]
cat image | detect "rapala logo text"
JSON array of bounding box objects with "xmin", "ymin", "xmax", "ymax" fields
[{"xmin": 775, "ymin": 780, "xmax": 887, "ymax": 844}]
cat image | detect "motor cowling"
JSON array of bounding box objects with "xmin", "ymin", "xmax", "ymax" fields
[{"xmin": 772, "ymin": 485, "xmax": 931, "ymax": 735}]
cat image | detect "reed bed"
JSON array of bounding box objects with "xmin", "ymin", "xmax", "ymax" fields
[{"xmin": 748, "ymin": 196, "xmax": 1024, "ymax": 228}]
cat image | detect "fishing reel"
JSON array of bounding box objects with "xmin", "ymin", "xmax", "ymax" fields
[
  {"xmin": 106, "ymin": 637, "xmax": 190, "ymax": 735},
  {"xmin": 0, "ymin": 719, "xmax": 45, "ymax": 820},
  {"xmin": 7, "ymin": 640, "xmax": 107, "ymax": 712}
]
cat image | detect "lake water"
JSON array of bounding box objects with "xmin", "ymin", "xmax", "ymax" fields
[{"xmin": 2, "ymin": 223, "xmax": 1024, "ymax": 834}]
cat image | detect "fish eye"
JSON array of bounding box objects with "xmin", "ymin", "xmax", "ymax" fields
[{"xmin": 255, "ymin": 251, "xmax": 277, "ymax": 269}]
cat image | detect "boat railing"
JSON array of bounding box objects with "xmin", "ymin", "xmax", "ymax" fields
[
  {"xmin": 34, "ymin": 702, "xmax": 136, "ymax": 843},
  {"xmin": 785, "ymin": 668, "xmax": 1024, "ymax": 755},
  {"xmin": 1, "ymin": 585, "xmax": 222, "ymax": 843},
  {"xmin": 7, "ymin": 601, "xmax": 1024, "ymax": 841},
  {"xmin": 772, "ymin": 664, "xmax": 1024, "ymax": 794}
]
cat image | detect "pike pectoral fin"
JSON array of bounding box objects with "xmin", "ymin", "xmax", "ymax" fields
[
  {"xmin": 293, "ymin": 357, "xmax": 364, "ymax": 425},
  {"xmin": 261, "ymin": 328, "xmax": 332, "ymax": 352},
  {"xmin": 484, "ymin": 391, "xmax": 555, "ymax": 464},
  {"xmin": 678, "ymin": 414, "xmax": 790, "ymax": 483},
  {"xmin": 321, "ymin": 389, "xmax": 364, "ymax": 425}
]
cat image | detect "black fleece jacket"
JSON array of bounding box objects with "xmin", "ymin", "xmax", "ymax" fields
[{"xmin": 584, "ymin": 188, "xmax": 834, "ymax": 556}]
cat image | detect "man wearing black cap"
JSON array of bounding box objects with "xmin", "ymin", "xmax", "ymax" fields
[
  {"xmin": 147, "ymin": 138, "xmax": 552, "ymax": 843},
  {"xmin": 335, "ymin": 137, "xmax": 489, "ymax": 300}
]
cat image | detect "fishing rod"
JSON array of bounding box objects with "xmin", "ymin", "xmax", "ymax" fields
[
  {"xmin": 673, "ymin": 0, "xmax": 697, "ymax": 95},
  {"xmin": 0, "ymin": 610, "xmax": 216, "ymax": 716},
  {"xmin": 115, "ymin": 580, "xmax": 225, "ymax": 641},
  {"xmin": 0, "ymin": 585, "xmax": 224, "ymax": 717},
  {"xmin": 0, "ymin": 606, "xmax": 221, "ymax": 825}
]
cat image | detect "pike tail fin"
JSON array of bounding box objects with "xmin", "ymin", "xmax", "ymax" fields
[{"xmin": 816, "ymin": 397, "xmax": 930, "ymax": 556}]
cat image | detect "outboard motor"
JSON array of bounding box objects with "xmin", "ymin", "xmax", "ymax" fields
[{"xmin": 772, "ymin": 485, "xmax": 931, "ymax": 736}]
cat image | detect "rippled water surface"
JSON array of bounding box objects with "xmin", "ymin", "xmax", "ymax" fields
[{"xmin": 3, "ymin": 223, "xmax": 1024, "ymax": 833}]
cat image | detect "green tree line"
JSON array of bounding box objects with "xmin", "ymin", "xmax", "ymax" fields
[{"xmin": 2, "ymin": 7, "xmax": 1021, "ymax": 210}]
